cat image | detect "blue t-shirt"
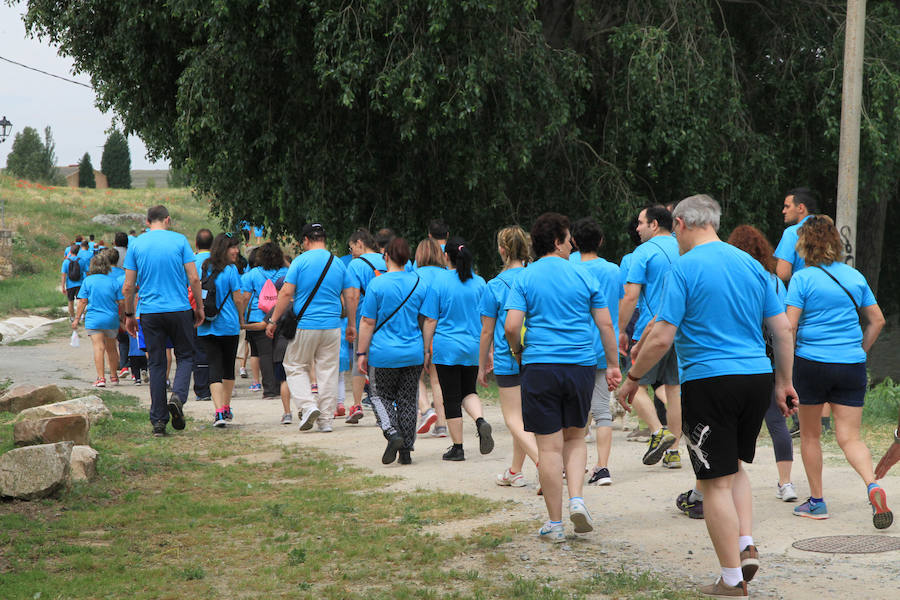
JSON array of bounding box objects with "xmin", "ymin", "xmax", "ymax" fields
[
  {"xmin": 656, "ymin": 241, "xmax": 783, "ymax": 383},
  {"xmin": 360, "ymin": 271, "xmax": 429, "ymax": 368},
  {"xmin": 504, "ymin": 256, "xmax": 605, "ymax": 366},
  {"xmin": 415, "ymin": 265, "xmax": 444, "ymax": 287},
  {"xmin": 284, "ymin": 249, "xmax": 352, "ymax": 330},
  {"xmin": 785, "ymin": 262, "xmax": 876, "ymax": 364},
  {"xmin": 60, "ymin": 256, "xmax": 83, "ymax": 289},
  {"xmin": 577, "ymin": 258, "xmax": 623, "ymax": 366},
  {"xmin": 77, "ymin": 273, "xmax": 124, "ymax": 330},
  {"xmin": 479, "ymin": 267, "xmax": 524, "ymax": 376},
  {"xmin": 197, "ymin": 264, "xmax": 243, "ymax": 337},
  {"xmin": 421, "ymin": 269, "xmax": 486, "ymax": 366},
  {"xmin": 123, "ymin": 230, "xmax": 194, "ymax": 313},
  {"xmin": 348, "ymin": 252, "xmax": 387, "ymax": 326},
  {"xmin": 626, "ymin": 234, "xmax": 679, "ymax": 340},
  {"xmin": 243, "ymin": 266, "xmax": 288, "ymax": 323},
  {"xmin": 568, "ymin": 251, "xmax": 582, "ymax": 263},
  {"xmin": 774, "ymin": 215, "xmax": 812, "ymax": 277},
  {"xmin": 109, "ymin": 266, "xmax": 126, "ymax": 292}
]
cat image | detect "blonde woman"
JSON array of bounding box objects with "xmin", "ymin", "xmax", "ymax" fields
[
  {"xmin": 478, "ymin": 226, "xmax": 538, "ymax": 487},
  {"xmin": 414, "ymin": 238, "xmax": 448, "ymax": 437},
  {"xmin": 73, "ymin": 253, "xmax": 123, "ymax": 387}
]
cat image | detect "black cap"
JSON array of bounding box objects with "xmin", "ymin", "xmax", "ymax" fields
[{"xmin": 301, "ymin": 222, "xmax": 326, "ymax": 238}]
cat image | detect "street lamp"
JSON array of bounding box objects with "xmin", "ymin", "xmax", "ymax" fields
[{"xmin": 0, "ymin": 116, "xmax": 11, "ymax": 143}]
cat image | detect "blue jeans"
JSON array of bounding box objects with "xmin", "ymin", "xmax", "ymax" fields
[{"xmin": 141, "ymin": 310, "xmax": 196, "ymax": 424}]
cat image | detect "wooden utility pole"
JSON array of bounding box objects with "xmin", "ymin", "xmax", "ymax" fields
[{"xmin": 835, "ymin": 0, "xmax": 866, "ymax": 267}]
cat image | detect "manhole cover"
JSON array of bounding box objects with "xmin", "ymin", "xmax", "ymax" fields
[{"xmin": 792, "ymin": 535, "xmax": 900, "ymax": 554}]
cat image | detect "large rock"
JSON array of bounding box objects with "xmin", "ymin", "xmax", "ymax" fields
[
  {"xmin": 69, "ymin": 446, "xmax": 98, "ymax": 482},
  {"xmin": 0, "ymin": 441, "xmax": 73, "ymax": 499},
  {"xmin": 91, "ymin": 213, "xmax": 145, "ymax": 227},
  {"xmin": 13, "ymin": 415, "xmax": 90, "ymax": 447},
  {"xmin": 0, "ymin": 384, "xmax": 66, "ymax": 413},
  {"xmin": 14, "ymin": 395, "xmax": 111, "ymax": 425}
]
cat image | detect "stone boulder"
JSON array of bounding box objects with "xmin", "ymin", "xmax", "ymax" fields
[
  {"xmin": 13, "ymin": 415, "xmax": 90, "ymax": 447},
  {"xmin": 0, "ymin": 384, "xmax": 66, "ymax": 413},
  {"xmin": 14, "ymin": 395, "xmax": 111, "ymax": 425},
  {"xmin": 69, "ymin": 446, "xmax": 99, "ymax": 482},
  {"xmin": 0, "ymin": 441, "xmax": 73, "ymax": 499},
  {"xmin": 91, "ymin": 213, "xmax": 145, "ymax": 227}
]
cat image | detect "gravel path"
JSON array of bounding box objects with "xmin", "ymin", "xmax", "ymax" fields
[{"xmin": 2, "ymin": 333, "xmax": 899, "ymax": 599}]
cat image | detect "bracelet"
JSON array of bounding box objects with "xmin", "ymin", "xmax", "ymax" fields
[
  {"xmin": 894, "ymin": 427, "xmax": 900, "ymax": 444},
  {"xmin": 626, "ymin": 371, "xmax": 641, "ymax": 382},
  {"xmin": 356, "ymin": 351, "xmax": 367, "ymax": 356},
  {"xmin": 510, "ymin": 348, "xmax": 522, "ymax": 356}
]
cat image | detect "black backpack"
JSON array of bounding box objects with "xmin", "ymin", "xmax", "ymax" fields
[
  {"xmin": 200, "ymin": 263, "xmax": 227, "ymax": 322},
  {"xmin": 67, "ymin": 256, "xmax": 82, "ymax": 281}
]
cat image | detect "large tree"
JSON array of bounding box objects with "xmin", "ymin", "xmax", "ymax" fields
[
  {"xmin": 4, "ymin": 125, "xmax": 60, "ymax": 184},
  {"xmin": 20, "ymin": 0, "xmax": 900, "ymax": 308},
  {"xmin": 100, "ymin": 130, "xmax": 131, "ymax": 189},
  {"xmin": 77, "ymin": 152, "xmax": 95, "ymax": 188}
]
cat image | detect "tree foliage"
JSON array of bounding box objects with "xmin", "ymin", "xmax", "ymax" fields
[
  {"xmin": 100, "ymin": 130, "xmax": 131, "ymax": 189},
  {"xmin": 20, "ymin": 0, "xmax": 900, "ymax": 308},
  {"xmin": 4, "ymin": 125, "xmax": 61, "ymax": 184},
  {"xmin": 77, "ymin": 152, "xmax": 95, "ymax": 188}
]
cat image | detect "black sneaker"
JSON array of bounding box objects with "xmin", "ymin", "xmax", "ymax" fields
[
  {"xmin": 676, "ymin": 489, "xmax": 704, "ymax": 519},
  {"xmin": 168, "ymin": 393, "xmax": 186, "ymax": 430},
  {"xmin": 398, "ymin": 449, "xmax": 412, "ymax": 465},
  {"xmin": 382, "ymin": 433, "xmax": 404, "ymax": 464},
  {"xmin": 477, "ymin": 420, "xmax": 494, "ymax": 454},
  {"xmin": 442, "ymin": 446, "xmax": 465, "ymax": 461},
  {"xmin": 152, "ymin": 421, "xmax": 168, "ymax": 437},
  {"xmin": 588, "ymin": 467, "xmax": 612, "ymax": 486}
]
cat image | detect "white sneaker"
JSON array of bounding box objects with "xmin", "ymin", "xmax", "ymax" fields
[
  {"xmin": 239, "ymin": 366, "xmax": 248, "ymax": 378},
  {"xmin": 496, "ymin": 468, "xmax": 526, "ymax": 487},
  {"xmin": 280, "ymin": 413, "xmax": 292, "ymax": 425},
  {"xmin": 777, "ymin": 482, "xmax": 798, "ymax": 502},
  {"xmin": 537, "ymin": 521, "xmax": 565, "ymax": 543},
  {"xmin": 317, "ymin": 422, "xmax": 334, "ymax": 433},
  {"xmin": 298, "ymin": 407, "xmax": 320, "ymax": 431},
  {"xmin": 569, "ymin": 498, "xmax": 594, "ymax": 533}
]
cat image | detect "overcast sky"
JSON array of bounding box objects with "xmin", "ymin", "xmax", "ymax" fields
[{"xmin": 0, "ymin": 3, "xmax": 167, "ymax": 170}]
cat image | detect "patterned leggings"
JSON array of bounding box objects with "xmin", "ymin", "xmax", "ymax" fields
[{"xmin": 369, "ymin": 365, "xmax": 423, "ymax": 451}]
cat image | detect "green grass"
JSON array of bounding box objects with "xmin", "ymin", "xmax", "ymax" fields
[
  {"xmin": 0, "ymin": 389, "xmax": 700, "ymax": 599},
  {"xmin": 0, "ymin": 174, "xmax": 217, "ymax": 315}
]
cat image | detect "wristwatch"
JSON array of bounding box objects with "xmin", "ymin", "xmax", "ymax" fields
[
  {"xmin": 124, "ymin": 312, "xmax": 134, "ymax": 317},
  {"xmin": 894, "ymin": 427, "xmax": 900, "ymax": 444}
]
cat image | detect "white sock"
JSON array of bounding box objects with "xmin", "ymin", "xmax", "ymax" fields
[
  {"xmin": 721, "ymin": 567, "xmax": 743, "ymax": 587},
  {"xmin": 738, "ymin": 535, "xmax": 754, "ymax": 550}
]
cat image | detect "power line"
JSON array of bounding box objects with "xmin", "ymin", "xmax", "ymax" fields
[{"xmin": 0, "ymin": 54, "xmax": 93, "ymax": 89}]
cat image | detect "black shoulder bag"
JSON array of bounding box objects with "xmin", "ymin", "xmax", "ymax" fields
[
  {"xmin": 357, "ymin": 256, "xmax": 382, "ymax": 295},
  {"xmin": 813, "ymin": 265, "xmax": 861, "ymax": 317},
  {"xmin": 373, "ymin": 276, "xmax": 420, "ymax": 334},
  {"xmin": 276, "ymin": 254, "xmax": 335, "ymax": 341}
]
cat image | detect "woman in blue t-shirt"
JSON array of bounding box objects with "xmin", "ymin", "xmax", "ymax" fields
[
  {"xmin": 72, "ymin": 253, "xmax": 124, "ymax": 387},
  {"xmin": 785, "ymin": 215, "xmax": 890, "ymax": 529},
  {"xmin": 478, "ymin": 226, "xmax": 538, "ymax": 488},
  {"xmin": 413, "ymin": 239, "xmax": 448, "ymax": 438},
  {"xmin": 357, "ymin": 238, "xmax": 429, "ymax": 465},
  {"xmin": 421, "ymin": 236, "xmax": 494, "ymax": 461},
  {"xmin": 198, "ymin": 233, "xmax": 246, "ymax": 427},
  {"xmin": 242, "ymin": 242, "xmax": 289, "ymax": 402}
]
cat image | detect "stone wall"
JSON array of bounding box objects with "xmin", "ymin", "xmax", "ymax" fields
[{"xmin": 0, "ymin": 229, "xmax": 12, "ymax": 280}]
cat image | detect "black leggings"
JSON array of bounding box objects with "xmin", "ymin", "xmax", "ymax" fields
[
  {"xmin": 434, "ymin": 364, "xmax": 477, "ymax": 420},
  {"xmin": 247, "ymin": 329, "xmax": 279, "ymax": 397},
  {"xmin": 763, "ymin": 387, "xmax": 793, "ymax": 463},
  {"xmin": 201, "ymin": 335, "xmax": 239, "ymax": 384}
]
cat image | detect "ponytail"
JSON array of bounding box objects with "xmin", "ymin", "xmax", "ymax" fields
[{"xmin": 445, "ymin": 236, "xmax": 473, "ymax": 283}]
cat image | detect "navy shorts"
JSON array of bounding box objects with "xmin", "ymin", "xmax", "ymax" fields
[
  {"xmin": 520, "ymin": 363, "xmax": 594, "ymax": 435},
  {"xmin": 793, "ymin": 356, "xmax": 866, "ymax": 407},
  {"xmin": 495, "ymin": 373, "xmax": 520, "ymax": 388}
]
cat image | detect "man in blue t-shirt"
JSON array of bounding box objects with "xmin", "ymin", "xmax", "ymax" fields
[
  {"xmin": 774, "ymin": 187, "xmax": 818, "ymax": 284},
  {"xmin": 190, "ymin": 228, "xmax": 214, "ymax": 403},
  {"xmin": 265, "ymin": 223, "xmax": 356, "ymax": 433},
  {"xmin": 618, "ymin": 205, "xmax": 682, "ymax": 468},
  {"xmin": 619, "ymin": 194, "xmax": 797, "ymax": 598},
  {"xmin": 123, "ymin": 205, "xmax": 204, "ymax": 437}
]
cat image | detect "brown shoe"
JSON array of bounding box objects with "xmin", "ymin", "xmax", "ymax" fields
[
  {"xmin": 740, "ymin": 545, "xmax": 759, "ymax": 582},
  {"xmin": 698, "ymin": 578, "xmax": 747, "ymax": 598}
]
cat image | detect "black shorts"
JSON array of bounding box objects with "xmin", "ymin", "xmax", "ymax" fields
[
  {"xmin": 67, "ymin": 287, "xmax": 81, "ymax": 301},
  {"xmin": 681, "ymin": 373, "xmax": 772, "ymax": 480},
  {"xmin": 201, "ymin": 335, "xmax": 240, "ymax": 384},
  {"xmin": 793, "ymin": 356, "xmax": 866, "ymax": 408},
  {"xmin": 520, "ymin": 363, "xmax": 594, "ymax": 435},
  {"xmin": 434, "ymin": 364, "xmax": 478, "ymax": 419},
  {"xmin": 639, "ymin": 345, "xmax": 679, "ymax": 386},
  {"xmin": 246, "ymin": 327, "xmax": 263, "ymax": 357},
  {"xmin": 495, "ymin": 373, "xmax": 520, "ymax": 388}
]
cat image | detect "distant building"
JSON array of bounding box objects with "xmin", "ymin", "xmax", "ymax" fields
[{"xmin": 56, "ymin": 165, "xmax": 108, "ymax": 189}]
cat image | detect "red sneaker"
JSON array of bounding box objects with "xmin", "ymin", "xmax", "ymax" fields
[
  {"xmin": 334, "ymin": 403, "xmax": 346, "ymax": 417},
  {"xmin": 345, "ymin": 405, "xmax": 364, "ymax": 424}
]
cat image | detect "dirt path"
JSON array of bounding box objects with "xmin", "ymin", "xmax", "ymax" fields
[{"xmin": 3, "ymin": 334, "xmax": 899, "ymax": 599}]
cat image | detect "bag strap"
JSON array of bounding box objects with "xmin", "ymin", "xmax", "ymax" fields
[
  {"xmin": 357, "ymin": 256, "xmax": 381, "ymax": 295},
  {"xmin": 295, "ymin": 254, "xmax": 335, "ymax": 321},
  {"xmin": 374, "ymin": 275, "xmax": 420, "ymax": 334},
  {"xmin": 813, "ymin": 265, "xmax": 860, "ymax": 312}
]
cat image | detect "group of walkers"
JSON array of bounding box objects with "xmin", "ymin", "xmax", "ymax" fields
[{"xmin": 66, "ymin": 194, "xmax": 900, "ymax": 598}]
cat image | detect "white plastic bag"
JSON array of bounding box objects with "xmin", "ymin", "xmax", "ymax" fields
[{"xmin": 70, "ymin": 330, "xmax": 80, "ymax": 348}]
